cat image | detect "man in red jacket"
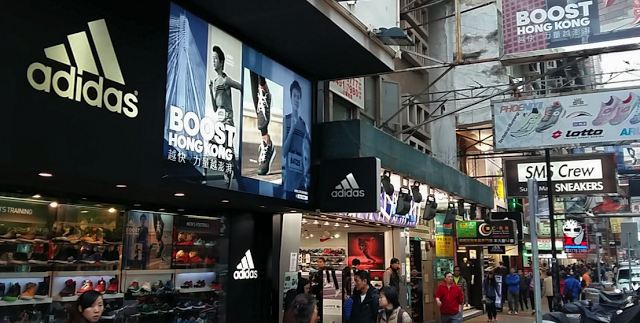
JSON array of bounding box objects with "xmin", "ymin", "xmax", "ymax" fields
[{"xmin": 435, "ymin": 271, "xmax": 464, "ymax": 323}]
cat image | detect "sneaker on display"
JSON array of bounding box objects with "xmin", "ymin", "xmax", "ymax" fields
[
  {"xmin": 194, "ymin": 280, "xmax": 205, "ymax": 288},
  {"xmin": 0, "ymin": 228, "xmax": 17, "ymax": 240},
  {"xmin": 176, "ymin": 301, "xmax": 193, "ymax": 311},
  {"xmin": 152, "ymin": 280, "xmax": 164, "ymax": 293},
  {"xmin": 140, "ymin": 304, "xmax": 158, "ymax": 315},
  {"xmin": 10, "ymin": 252, "xmax": 29, "ymax": 264},
  {"xmin": 193, "ymin": 239, "xmax": 205, "ymax": 246},
  {"xmin": 101, "ymin": 303, "xmax": 117, "ymax": 320},
  {"xmin": 59, "ymin": 279, "xmax": 76, "ymax": 296},
  {"xmin": 592, "ymin": 96, "xmax": 621, "ymax": 126},
  {"xmin": 81, "ymin": 252, "xmax": 101, "ymax": 264},
  {"xmin": 16, "ymin": 228, "xmax": 37, "ymax": 242},
  {"xmin": 128, "ymin": 281, "xmax": 140, "ymax": 293},
  {"xmin": 20, "ymin": 282, "xmax": 36, "ymax": 300},
  {"xmin": 3, "ymin": 283, "xmax": 21, "ymax": 301},
  {"xmin": 34, "ymin": 278, "xmax": 49, "ymax": 299},
  {"xmin": 0, "ymin": 252, "xmax": 12, "ymax": 265},
  {"xmin": 164, "ymin": 280, "xmax": 174, "ymax": 292},
  {"xmin": 181, "ymin": 281, "xmax": 193, "ymax": 289},
  {"xmin": 105, "ymin": 278, "xmax": 118, "ymax": 294},
  {"xmin": 192, "ymin": 301, "xmax": 205, "ymax": 309},
  {"xmin": 77, "ymin": 280, "xmax": 93, "ymax": 294},
  {"xmin": 159, "ymin": 303, "xmax": 173, "ymax": 313},
  {"xmin": 94, "ymin": 278, "xmax": 106, "ymax": 293},
  {"xmin": 141, "ymin": 281, "xmax": 152, "ymax": 292},
  {"xmin": 0, "ymin": 283, "xmax": 5, "ymax": 298},
  {"xmin": 535, "ymin": 101, "xmax": 564, "ymax": 132},
  {"xmin": 205, "ymin": 256, "xmax": 215, "ymax": 265},
  {"xmin": 28, "ymin": 252, "xmax": 49, "ymax": 265},
  {"xmin": 204, "ymin": 241, "xmax": 216, "ymax": 247},
  {"xmin": 257, "ymin": 140, "xmax": 276, "ymax": 176}
]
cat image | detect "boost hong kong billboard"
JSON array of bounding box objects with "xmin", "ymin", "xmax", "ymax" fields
[
  {"xmin": 502, "ymin": 0, "xmax": 640, "ymax": 61},
  {"xmin": 503, "ymin": 153, "xmax": 618, "ymax": 197},
  {"xmin": 493, "ymin": 87, "xmax": 640, "ymax": 151},
  {"xmin": 164, "ymin": 3, "xmax": 312, "ymax": 203}
]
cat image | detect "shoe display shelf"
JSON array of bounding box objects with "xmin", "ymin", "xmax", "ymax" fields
[
  {"xmin": 51, "ymin": 270, "xmax": 123, "ymax": 302},
  {"xmin": 0, "ymin": 272, "xmax": 53, "ymax": 307}
]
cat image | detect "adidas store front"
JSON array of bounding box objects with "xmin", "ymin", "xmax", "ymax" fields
[{"xmin": 0, "ymin": 1, "xmax": 396, "ymax": 323}]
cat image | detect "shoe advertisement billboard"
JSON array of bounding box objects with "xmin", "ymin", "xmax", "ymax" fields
[
  {"xmin": 503, "ymin": 153, "xmax": 618, "ymax": 197},
  {"xmin": 502, "ymin": 0, "xmax": 640, "ymax": 62},
  {"xmin": 563, "ymin": 219, "xmax": 588, "ymax": 253},
  {"xmin": 163, "ymin": 3, "xmax": 311, "ymax": 203},
  {"xmin": 123, "ymin": 211, "xmax": 173, "ymax": 270},
  {"xmin": 347, "ymin": 232, "xmax": 385, "ymax": 270},
  {"xmin": 493, "ymin": 87, "xmax": 640, "ymax": 150}
]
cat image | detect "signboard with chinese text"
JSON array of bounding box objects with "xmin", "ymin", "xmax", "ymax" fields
[
  {"xmin": 436, "ymin": 236, "xmax": 454, "ymax": 258},
  {"xmin": 501, "ymin": 0, "xmax": 640, "ymax": 62},
  {"xmin": 456, "ymin": 220, "xmax": 518, "ymax": 246},
  {"xmin": 330, "ymin": 78, "xmax": 364, "ymax": 109}
]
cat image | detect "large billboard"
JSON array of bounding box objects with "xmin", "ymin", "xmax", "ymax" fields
[
  {"xmin": 503, "ymin": 153, "xmax": 618, "ymax": 197},
  {"xmin": 502, "ymin": 0, "xmax": 640, "ymax": 61},
  {"xmin": 493, "ymin": 87, "xmax": 640, "ymax": 150},
  {"xmin": 163, "ymin": 3, "xmax": 312, "ymax": 203}
]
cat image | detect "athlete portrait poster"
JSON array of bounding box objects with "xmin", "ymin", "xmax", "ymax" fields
[
  {"xmin": 347, "ymin": 232, "xmax": 385, "ymax": 270},
  {"xmin": 123, "ymin": 211, "xmax": 173, "ymax": 270},
  {"xmin": 163, "ymin": 3, "xmax": 311, "ymax": 203}
]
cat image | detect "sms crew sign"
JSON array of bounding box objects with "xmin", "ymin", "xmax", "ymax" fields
[{"xmin": 503, "ymin": 153, "xmax": 617, "ymax": 198}]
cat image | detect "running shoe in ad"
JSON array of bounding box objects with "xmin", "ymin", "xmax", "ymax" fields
[
  {"xmin": 610, "ymin": 93, "xmax": 639, "ymax": 125},
  {"xmin": 592, "ymin": 96, "xmax": 620, "ymax": 126},
  {"xmin": 257, "ymin": 140, "xmax": 276, "ymax": 175},
  {"xmin": 510, "ymin": 108, "xmax": 542, "ymax": 137},
  {"xmin": 256, "ymin": 87, "xmax": 271, "ymax": 131},
  {"xmin": 535, "ymin": 102, "xmax": 563, "ymax": 132}
]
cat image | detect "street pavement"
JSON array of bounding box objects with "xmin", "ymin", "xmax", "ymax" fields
[{"xmin": 463, "ymin": 300, "xmax": 553, "ymax": 323}]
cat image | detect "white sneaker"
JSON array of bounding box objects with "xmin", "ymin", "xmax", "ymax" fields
[
  {"xmin": 141, "ymin": 281, "xmax": 152, "ymax": 292},
  {"xmin": 194, "ymin": 239, "xmax": 204, "ymax": 246}
]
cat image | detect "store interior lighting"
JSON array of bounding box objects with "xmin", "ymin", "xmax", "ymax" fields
[
  {"xmin": 312, "ymin": 220, "xmax": 319, "ymax": 225},
  {"xmin": 301, "ymin": 218, "xmax": 308, "ymax": 224},
  {"xmin": 334, "ymin": 222, "xmax": 340, "ymax": 227},
  {"xmin": 344, "ymin": 224, "xmax": 350, "ymax": 228},
  {"xmin": 323, "ymin": 221, "xmax": 330, "ymax": 226}
]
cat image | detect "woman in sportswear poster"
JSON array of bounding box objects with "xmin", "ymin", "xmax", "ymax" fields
[{"xmin": 348, "ymin": 233, "xmax": 385, "ymax": 270}]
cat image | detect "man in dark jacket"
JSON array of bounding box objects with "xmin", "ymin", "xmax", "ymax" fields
[
  {"xmin": 384, "ymin": 258, "xmax": 401, "ymax": 291},
  {"xmin": 518, "ymin": 269, "xmax": 529, "ymax": 311},
  {"xmin": 350, "ymin": 270, "xmax": 380, "ymax": 323}
]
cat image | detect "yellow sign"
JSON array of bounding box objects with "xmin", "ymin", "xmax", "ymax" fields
[{"xmin": 436, "ymin": 236, "xmax": 454, "ymax": 258}]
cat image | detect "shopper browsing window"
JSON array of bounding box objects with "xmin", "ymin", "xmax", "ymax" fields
[
  {"xmin": 283, "ymin": 293, "xmax": 318, "ymax": 323},
  {"xmin": 68, "ymin": 290, "xmax": 104, "ymax": 323},
  {"xmin": 377, "ymin": 286, "xmax": 412, "ymax": 323},
  {"xmin": 505, "ymin": 267, "xmax": 520, "ymax": 315},
  {"xmin": 384, "ymin": 258, "xmax": 401, "ymax": 291},
  {"xmin": 350, "ymin": 270, "xmax": 380, "ymax": 323},
  {"xmin": 482, "ymin": 271, "xmax": 500, "ymax": 322},
  {"xmin": 435, "ymin": 272, "xmax": 464, "ymax": 323}
]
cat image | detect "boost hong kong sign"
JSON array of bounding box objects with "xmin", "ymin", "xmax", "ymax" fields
[
  {"xmin": 493, "ymin": 87, "xmax": 640, "ymax": 151},
  {"xmin": 501, "ymin": 0, "xmax": 640, "ymax": 62},
  {"xmin": 456, "ymin": 220, "xmax": 518, "ymax": 246},
  {"xmin": 504, "ymin": 154, "xmax": 617, "ymax": 198},
  {"xmin": 318, "ymin": 157, "xmax": 381, "ymax": 213}
]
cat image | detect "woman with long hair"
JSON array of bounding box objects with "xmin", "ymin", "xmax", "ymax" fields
[
  {"xmin": 67, "ymin": 290, "xmax": 104, "ymax": 323},
  {"xmin": 377, "ymin": 285, "xmax": 412, "ymax": 323},
  {"xmin": 482, "ymin": 270, "xmax": 500, "ymax": 322},
  {"xmin": 283, "ymin": 293, "xmax": 318, "ymax": 323},
  {"xmin": 284, "ymin": 278, "xmax": 311, "ymax": 312}
]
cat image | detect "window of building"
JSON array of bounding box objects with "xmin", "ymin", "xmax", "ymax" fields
[
  {"xmin": 381, "ymin": 80, "xmax": 400, "ymax": 131},
  {"xmin": 332, "ymin": 95, "xmax": 352, "ymax": 121},
  {"xmin": 363, "ymin": 77, "xmax": 377, "ymax": 118}
]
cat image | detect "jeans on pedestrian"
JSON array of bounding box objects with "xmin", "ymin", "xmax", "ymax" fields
[
  {"xmin": 547, "ymin": 296, "xmax": 554, "ymax": 312},
  {"xmin": 519, "ymin": 290, "xmax": 529, "ymax": 310},
  {"xmin": 441, "ymin": 309, "xmax": 462, "ymax": 323},
  {"xmin": 528, "ymin": 290, "xmax": 536, "ymax": 311},
  {"xmin": 508, "ymin": 290, "xmax": 519, "ymax": 312},
  {"xmin": 486, "ymin": 296, "xmax": 497, "ymax": 320}
]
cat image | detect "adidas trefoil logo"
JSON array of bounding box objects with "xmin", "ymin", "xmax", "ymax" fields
[
  {"xmin": 331, "ymin": 173, "xmax": 365, "ymax": 198},
  {"xmin": 27, "ymin": 19, "xmax": 139, "ymax": 118},
  {"xmin": 233, "ymin": 250, "xmax": 258, "ymax": 280}
]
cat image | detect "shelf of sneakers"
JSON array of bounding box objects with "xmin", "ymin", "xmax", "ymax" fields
[
  {"xmin": 0, "ymin": 272, "xmax": 51, "ymax": 278},
  {"xmin": 53, "ymin": 270, "xmax": 119, "ymax": 276},
  {"xmin": 0, "ymin": 298, "xmax": 53, "ymax": 306}
]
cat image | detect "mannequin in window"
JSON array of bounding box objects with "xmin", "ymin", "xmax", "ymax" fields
[
  {"xmin": 453, "ymin": 266, "xmax": 469, "ymax": 307},
  {"xmin": 462, "ymin": 258, "xmax": 475, "ymax": 286}
]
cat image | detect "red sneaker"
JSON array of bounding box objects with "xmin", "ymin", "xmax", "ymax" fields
[
  {"xmin": 77, "ymin": 280, "xmax": 93, "ymax": 294},
  {"xmin": 205, "ymin": 257, "xmax": 214, "ymax": 264},
  {"xmin": 190, "ymin": 256, "xmax": 203, "ymax": 263},
  {"xmin": 94, "ymin": 278, "xmax": 106, "ymax": 293},
  {"xmin": 106, "ymin": 278, "xmax": 118, "ymax": 294}
]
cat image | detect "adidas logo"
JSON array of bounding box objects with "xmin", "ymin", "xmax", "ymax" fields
[
  {"xmin": 331, "ymin": 173, "xmax": 365, "ymax": 198},
  {"xmin": 26, "ymin": 19, "xmax": 138, "ymax": 118},
  {"xmin": 233, "ymin": 250, "xmax": 258, "ymax": 280}
]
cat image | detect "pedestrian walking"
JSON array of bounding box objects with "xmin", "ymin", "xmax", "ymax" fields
[
  {"xmin": 482, "ymin": 271, "xmax": 500, "ymax": 322},
  {"xmin": 283, "ymin": 293, "xmax": 318, "ymax": 323},
  {"xmin": 350, "ymin": 270, "xmax": 380, "ymax": 323},
  {"xmin": 542, "ymin": 271, "xmax": 553, "ymax": 312},
  {"xmin": 505, "ymin": 267, "xmax": 520, "ymax": 315},
  {"xmin": 435, "ymin": 272, "xmax": 464, "ymax": 323},
  {"xmin": 377, "ymin": 285, "xmax": 412, "ymax": 323}
]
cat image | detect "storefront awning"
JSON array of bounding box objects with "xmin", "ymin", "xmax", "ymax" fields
[{"xmin": 184, "ymin": 0, "xmax": 395, "ymax": 80}]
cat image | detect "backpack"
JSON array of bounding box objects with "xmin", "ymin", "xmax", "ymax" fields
[{"xmin": 377, "ymin": 308, "xmax": 411, "ymax": 323}]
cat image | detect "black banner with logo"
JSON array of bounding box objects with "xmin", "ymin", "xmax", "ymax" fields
[
  {"xmin": 504, "ymin": 153, "xmax": 618, "ymax": 198},
  {"xmin": 456, "ymin": 220, "xmax": 518, "ymax": 246},
  {"xmin": 488, "ymin": 245, "xmax": 506, "ymax": 254},
  {"xmin": 318, "ymin": 157, "xmax": 380, "ymax": 212}
]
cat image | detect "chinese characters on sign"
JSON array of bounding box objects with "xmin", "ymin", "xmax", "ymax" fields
[
  {"xmin": 329, "ymin": 78, "xmax": 364, "ymax": 109},
  {"xmin": 436, "ymin": 236, "xmax": 454, "ymax": 258},
  {"xmin": 456, "ymin": 220, "xmax": 517, "ymax": 246}
]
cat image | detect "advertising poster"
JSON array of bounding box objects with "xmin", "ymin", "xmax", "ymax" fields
[
  {"xmin": 283, "ymin": 272, "xmax": 298, "ymax": 310},
  {"xmin": 494, "ymin": 88, "xmax": 640, "ymax": 150},
  {"xmin": 502, "ymin": 0, "xmax": 640, "ymax": 58},
  {"xmin": 163, "ymin": 3, "xmax": 311, "ymax": 203},
  {"xmin": 347, "ymin": 232, "xmax": 385, "ymax": 270},
  {"xmin": 495, "ymin": 275, "xmax": 503, "ymax": 309},
  {"xmin": 172, "ymin": 215, "xmax": 226, "ymax": 271},
  {"xmin": 123, "ymin": 211, "xmax": 173, "ymax": 270},
  {"xmin": 370, "ymin": 270, "xmax": 385, "ymax": 289},
  {"xmin": 563, "ymin": 219, "xmax": 588, "ymax": 253},
  {"xmin": 0, "ymin": 198, "xmax": 54, "ymax": 236}
]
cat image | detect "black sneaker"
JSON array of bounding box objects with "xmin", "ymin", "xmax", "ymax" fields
[
  {"xmin": 257, "ymin": 140, "xmax": 275, "ymax": 175},
  {"xmin": 176, "ymin": 301, "xmax": 192, "ymax": 311},
  {"xmin": 181, "ymin": 281, "xmax": 193, "ymax": 289},
  {"xmin": 158, "ymin": 303, "xmax": 173, "ymax": 313},
  {"xmin": 52, "ymin": 247, "xmax": 73, "ymax": 263},
  {"xmin": 34, "ymin": 278, "xmax": 49, "ymax": 299},
  {"xmin": 0, "ymin": 283, "xmax": 5, "ymax": 298},
  {"xmin": 59, "ymin": 279, "xmax": 76, "ymax": 296},
  {"xmin": 10, "ymin": 252, "xmax": 29, "ymax": 264},
  {"xmin": 192, "ymin": 301, "xmax": 206, "ymax": 309},
  {"xmin": 194, "ymin": 280, "xmax": 205, "ymax": 288},
  {"xmin": 3, "ymin": 282, "xmax": 20, "ymax": 301},
  {"xmin": 256, "ymin": 86, "xmax": 271, "ymax": 130},
  {"xmin": 28, "ymin": 252, "xmax": 49, "ymax": 265},
  {"xmin": 101, "ymin": 303, "xmax": 117, "ymax": 320}
]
